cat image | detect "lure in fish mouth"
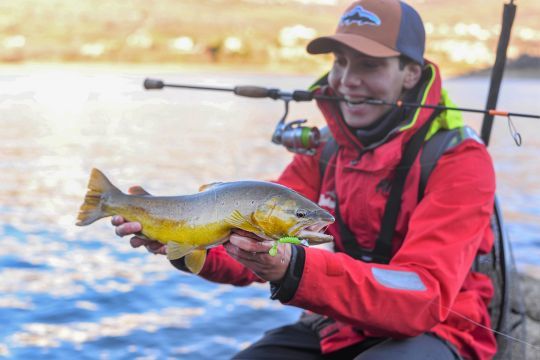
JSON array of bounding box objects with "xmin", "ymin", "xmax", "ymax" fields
[
  {"xmin": 76, "ymin": 168, "xmax": 335, "ymax": 274},
  {"xmin": 288, "ymin": 210, "xmax": 334, "ymax": 244}
]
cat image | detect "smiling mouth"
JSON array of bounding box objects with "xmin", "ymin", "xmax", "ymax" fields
[
  {"xmin": 347, "ymin": 99, "xmax": 369, "ymax": 106},
  {"xmin": 344, "ymin": 97, "xmax": 384, "ymax": 106}
]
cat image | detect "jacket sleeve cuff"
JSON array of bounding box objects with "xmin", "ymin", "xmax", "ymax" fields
[
  {"xmin": 270, "ymin": 245, "xmax": 305, "ymax": 302},
  {"xmin": 169, "ymin": 257, "xmax": 191, "ymax": 272}
]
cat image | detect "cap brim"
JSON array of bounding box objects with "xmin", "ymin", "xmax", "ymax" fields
[{"xmin": 307, "ymin": 34, "xmax": 400, "ymax": 58}]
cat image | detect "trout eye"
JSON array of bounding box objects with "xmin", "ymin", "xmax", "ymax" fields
[{"xmin": 295, "ymin": 209, "xmax": 307, "ymax": 218}]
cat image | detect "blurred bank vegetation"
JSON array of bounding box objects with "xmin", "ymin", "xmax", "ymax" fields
[{"xmin": 1, "ymin": 0, "xmax": 539, "ymax": 76}]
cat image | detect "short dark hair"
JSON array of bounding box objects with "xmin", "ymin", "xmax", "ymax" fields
[{"xmin": 398, "ymin": 55, "xmax": 420, "ymax": 70}]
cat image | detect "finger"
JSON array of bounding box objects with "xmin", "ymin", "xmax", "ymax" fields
[
  {"xmin": 155, "ymin": 246, "xmax": 167, "ymax": 255},
  {"xmin": 231, "ymin": 228, "xmax": 266, "ymax": 241},
  {"xmin": 130, "ymin": 237, "xmax": 166, "ymax": 255},
  {"xmin": 115, "ymin": 222, "xmax": 142, "ymax": 237},
  {"xmin": 224, "ymin": 242, "xmax": 262, "ymax": 265},
  {"xmin": 229, "ymin": 234, "xmax": 274, "ymax": 253},
  {"xmin": 145, "ymin": 244, "xmax": 167, "ymax": 255},
  {"xmin": 145, "ymin": 241, "xmax": 164, "ymax": 251},
  {"xmin": 225, "ymin": 241, "xmax": 268, "ymax": 262},
  {"xmin": 130, "ymin": 236, "xmax": 150, "ymax": 248},
  {"xmin": 111, "ymin": 215, "xmax": 125, "ymax": 226},
  {"xmin": 128, "ymin": 185, "xmax": 150, "ymax": 196}
]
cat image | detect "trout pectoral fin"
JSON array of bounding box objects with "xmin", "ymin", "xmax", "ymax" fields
[
  {"xmin": 167, "ymin": 242, "xmax": 195, "ymax": 261},
  {"xmin": 185, "ymin": 249, "xmax": 207, "ymax": 274},
  {"xmin": 198, "ymin": 182, "xmax": 224, "ymax": 192},
  {"xmin": 226, "ymin": 210, "xmax": 262, "ymax": 235}
]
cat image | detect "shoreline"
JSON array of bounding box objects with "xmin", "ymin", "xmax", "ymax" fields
[
  {"xmin": 0, "ymin": 61, "xmax": 327, "ymax": 77},
  {"xmin": 2, "ymin": 61, "xmax": 539, "ymax": 80},
  {"xmin": 454, "ymin": 68, "xmax": 540, "ymax": 80}
]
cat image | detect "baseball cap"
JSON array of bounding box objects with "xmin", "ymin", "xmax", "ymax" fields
[{"xmin": 307, "ymin": 0, "xmax": 425, "ymax": 65}]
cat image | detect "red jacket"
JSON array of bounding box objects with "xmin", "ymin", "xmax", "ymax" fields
[{"xmin": 197, "ymin": 63, "xmax": 497, "ymax": 360}]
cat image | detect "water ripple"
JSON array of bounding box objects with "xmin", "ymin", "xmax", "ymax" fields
[{"xmin": 9, "ymin": 307, "xmax": 204, "ymax": 348}]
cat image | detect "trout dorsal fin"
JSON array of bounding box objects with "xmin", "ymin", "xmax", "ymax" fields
[
  {"xmin": 198, "ymin": 182, "xmax": 223, "ymax": 192},
  {"xmin": 225, "ymin": 210, "xmax": 263, "ymax": 235}
]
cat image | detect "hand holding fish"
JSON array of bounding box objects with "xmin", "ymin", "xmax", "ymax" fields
[
  {"xmin": 224, "ymin": 229, "xmax": 292, "ymax": 282},
  {"xmin": 112, "ymin": 216, "xmax": 167, "ymax": 256},
  {"xmin": 111, "ymin": 185, "xmax": 167, "ymax": 256}
]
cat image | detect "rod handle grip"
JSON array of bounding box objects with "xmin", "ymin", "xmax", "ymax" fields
[{"xmin": 233, "ymin": 86, "xmax": 274, "ymax": 98}]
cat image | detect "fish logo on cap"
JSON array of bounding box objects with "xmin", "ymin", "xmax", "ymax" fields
[{"xmin": 339, "ymin": 5, "xmax": 381, "ymax": 27}]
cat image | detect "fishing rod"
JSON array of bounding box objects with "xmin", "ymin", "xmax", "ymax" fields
[
  {"xmin": 143, "ymin": 78, "xmax": 539, "ymax": 118},
  {"xmin": 144, "ymin": 78, "xmax": 539, "ymax": 153},
  {"xmin": 481, "ymin": 0, "xmax": 521, "ymax": 351}
]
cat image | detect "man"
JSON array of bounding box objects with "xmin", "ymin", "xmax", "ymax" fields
[{"xmin": 113, "ymin": 1, "xmax": 497, "ymax": 358}]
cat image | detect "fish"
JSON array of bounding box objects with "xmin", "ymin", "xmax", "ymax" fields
[{"xmin": 76, "ymin": 168, "xmax": 335, "ymax": 274}]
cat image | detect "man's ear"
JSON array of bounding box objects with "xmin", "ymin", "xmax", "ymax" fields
[{"xmin": 403, "ymin": 63, "xmax": 422, "ymax": 90}]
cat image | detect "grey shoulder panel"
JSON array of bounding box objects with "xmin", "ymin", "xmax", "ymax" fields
[
  {"xmin": 460, "ymin": 126, "xmax": 484, "ymax": 146},
  {"xmin": 419, "ymin": 126, "xmax": 484, "ymax": 200},
  {"xmin": 426, "ymin": 125, "xmax": 483, "ymax": 162}
]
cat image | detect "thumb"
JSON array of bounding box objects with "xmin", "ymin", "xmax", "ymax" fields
[{"xmin": 128, "ymin": 185, "xmax": 151, "ymax": 196}]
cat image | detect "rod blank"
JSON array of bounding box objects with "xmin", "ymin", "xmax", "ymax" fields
[{"xmin": 142, "ymin": 78, "xmax": 540, "ymax": 119}]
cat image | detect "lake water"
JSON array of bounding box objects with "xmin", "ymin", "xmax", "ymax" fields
[{"xmin": 0, "ymin": 65, "xmax": 539, "ymax": 359}]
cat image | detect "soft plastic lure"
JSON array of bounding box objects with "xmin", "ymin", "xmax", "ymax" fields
[{"xmin": 269, "ymin": 237, "xmax": 309, "ymax": 256}]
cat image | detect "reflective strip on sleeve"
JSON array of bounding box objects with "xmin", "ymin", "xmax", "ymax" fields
[{"xmin": 371, "ymin": 267, "xmax": 427, "ymax": 291}]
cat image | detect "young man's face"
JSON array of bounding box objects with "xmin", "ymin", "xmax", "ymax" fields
[{"xmin": 328, "ymin": 44, "xmax": 421, "ymax": 128}]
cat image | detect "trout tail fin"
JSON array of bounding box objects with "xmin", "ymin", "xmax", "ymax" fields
[{"xmin": 76, "ymin": 168, "xmax": 122, "ymax": 226}]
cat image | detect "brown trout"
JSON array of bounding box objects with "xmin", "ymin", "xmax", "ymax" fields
[{"xmin": 76, "ymin": 168, "xmax": 334, "ymax": 274}]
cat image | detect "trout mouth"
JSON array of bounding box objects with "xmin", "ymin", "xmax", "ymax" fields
[
  {"xmin": 297, "ymin": 226, "xmax": 333, "ymax": 244},
  {"xmin": 292, "ymin": 220, "xmax": 334, "ymax": 245},
  {"xmin": 286, "ymin": 208, "xmax": 334, "ymax": 244}
]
